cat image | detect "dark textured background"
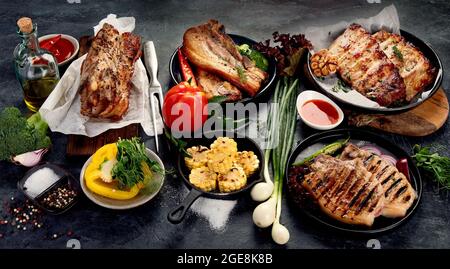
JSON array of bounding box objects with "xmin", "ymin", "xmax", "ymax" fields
[{"xmin": 0, "ymin": 0, "xmax": 449, "ymax": 249}]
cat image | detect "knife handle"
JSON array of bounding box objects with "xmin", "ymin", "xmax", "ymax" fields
[{"xmin": 143, "ymin": 41, "xmax": 158, "ymax": 81}]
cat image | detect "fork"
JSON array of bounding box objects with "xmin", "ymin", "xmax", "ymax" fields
[{"xmin": 144, "ymin": 41, "xmax": 164, "ymax": 153}]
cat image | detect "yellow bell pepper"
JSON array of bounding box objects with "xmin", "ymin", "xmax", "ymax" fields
[{"xmin": 84, "ymin": 143, "xmax": 140, "ymax": 200}]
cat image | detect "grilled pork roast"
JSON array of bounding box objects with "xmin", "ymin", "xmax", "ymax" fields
[
  {"xmin": 340, "ymin": 144, "xmax": 417, "ymax": 218},
  {"xmin": 79, "ymin": 23, "xmax": 141, "ymax": 120},
  {"xmin": 289, "ymin": 143, "xmax": 417, "ymax": 227},
  {"xmin": 328, "ymin": 24, "xmax": 406, "ymax": 106},
  {"xmin": 195, "ymin": 69, "xmax": 242, "ymax": 101},
  {"xmin": 327, "ymin": 24, "xmax": 435, "ymax": 106},
  {"xmin": 303, "ymin": 155, "xmax": 385, "ymax": 226},
  {"xmin": 373, "ymin": 30, "xmax": 436, "ymax": 101},
  {"xmin": 183, "ymin": 20, "xmax": 268, "ymax": 97}
]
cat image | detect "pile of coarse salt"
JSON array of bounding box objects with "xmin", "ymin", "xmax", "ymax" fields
[
  {"xmin": 191, "ymin": 197, "xmax": 237, "ymax": 232},
  {"xmin": 23, "ymin": 167, "xmax": 60, "ymax": 198}
]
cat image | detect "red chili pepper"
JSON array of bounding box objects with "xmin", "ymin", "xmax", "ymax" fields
[
  {"xmin": 396, "ymin": 158, "xmax": 410, "ymax": 182},
  {"xmin": 40, "ymin": 34, "xmax": 62, "ymax": 50},
  {"xmin": 178, "ymin": 48, "xmax": 197, "ymax": 87}
]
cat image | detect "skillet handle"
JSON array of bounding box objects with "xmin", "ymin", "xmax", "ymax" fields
[{"xmin": 168, "ymin": 189, "xmax": 202, "ymax": 224}]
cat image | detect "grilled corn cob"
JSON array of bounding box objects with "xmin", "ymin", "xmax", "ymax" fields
[
  {"xmin": 207, "ymin": 150, "xmax": 234, "ymax": 174},
  {"xmin": 210, "ymin": 137, "xmax": 238, "ymax": 157},
  {"xmin": 236, "ymin": 151, "xmax": 259, "ymax": 176},
  {"xmin": 189, "ymin": 166, "xmax": 217, "ymax": 192},
  {"xmin": 185, "ymin": 145, "xmax": 210, "ymax": 170},
  {"xmin": 218, "ymin": 164, "xmax": 247, "ymax": 193}
]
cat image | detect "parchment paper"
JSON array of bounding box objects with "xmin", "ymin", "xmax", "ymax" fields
[
  {"xmin": 40, "ymin": 14, "xmax": 163, "ymax": 137},
  {"xmin": 303, "ymin": 5, "xmax": 401, "ymax": 109}
]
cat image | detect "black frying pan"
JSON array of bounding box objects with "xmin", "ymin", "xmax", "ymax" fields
[{"xmin": 168, "ymin": 131, "xmax": 264, "ymax": 224}]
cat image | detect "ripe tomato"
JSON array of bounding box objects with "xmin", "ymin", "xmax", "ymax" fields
[{"xmin": 162, "ymin": 82, "xmax": 208, "ymax": 133}]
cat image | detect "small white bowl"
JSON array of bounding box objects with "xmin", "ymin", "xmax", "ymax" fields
[
  {"xmin": 79, "ymin": 148, "xmax": 165, "ymax": 210},
  {"xmin": 296, "ymin": 90, "xmax": 344, "ymax": 130},
  {"xmin": 38, "ymin": 34, "xmax": 79, "ymax": 66}
]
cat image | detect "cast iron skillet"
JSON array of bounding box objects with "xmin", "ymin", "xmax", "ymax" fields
[
  {"xmin": 168, "ymin": 131, "xmax": 264, "ymax": 224},
  {"xmin": 306, "ymin": 29, "xmax": 443, "ymax": 113},
  {"xmin": 169, "ymin": 34, "xmax": 277, "ymax": 104},
  {"xmin": 285, "ymin": 128, "xmax": 422, "ymax": 234}
]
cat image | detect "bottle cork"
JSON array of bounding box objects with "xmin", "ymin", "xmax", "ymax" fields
[{"xmin": 17, "ymin": 17, "xmax": 33, "ymax": 33}]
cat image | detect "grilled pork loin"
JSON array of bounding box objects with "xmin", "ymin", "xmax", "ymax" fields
[
  {"xmin": 340, "ymin": 143, "xmax": 417, "ymax": 218},
  {"xmin": 79, "ymin": 23, "xmax": 141, "ymax": 120},
  {"xmin": 303, "ymin": 155, "xmax": 385, "ymax": 226},
  {"xmin": 328, "ymin": 24, "xmax": 406, "ymax": 106},
  {"xmin": 373, "ymin": 30, "xmax": 435, "ymax": 101},
  {"xmin": 183, "ymin": 20, "xmax": 267, "ymax": 97},
  {"xmin": 196, "ymin": 69, "xmax": 242, "ymax": 101}
]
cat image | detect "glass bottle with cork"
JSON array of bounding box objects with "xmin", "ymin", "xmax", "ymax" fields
[{"xmin": 14, "ymin": 17, "xmax": 60, "ymax": 112}]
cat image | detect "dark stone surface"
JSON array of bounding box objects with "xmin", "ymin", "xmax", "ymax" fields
[{"xmin": 0, "ymin": 0, "xmax": 449, "ymax": 249}]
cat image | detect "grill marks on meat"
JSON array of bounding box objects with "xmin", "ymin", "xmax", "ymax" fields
[
  {"xmin": 328, "ymin": 24, "xmax": 406, "ymax": 106},
  {"xmin": 303, "ymin": 155, "xmax": 385, "ymax": 226},
  {"xmin": 79, "ymin": 23, "xmax": 141, "ymax": 120},
  {"xmin": 183, "ymin": 20, "xmax": 268, "ymax": 97},
  {"xmin": 373, "ymin": 30, "xmax": 436, "ymax": 101},
  {"xmin": 297, "ymin": 143, "xmax": 418, "ymax": 227},
  {"xmin": 340, "ymin": 143, "xmax": 417, "ymax": 218},
  {"xmin": 196, "ymin": 69, "xmax": 242, "ymax": 101}
]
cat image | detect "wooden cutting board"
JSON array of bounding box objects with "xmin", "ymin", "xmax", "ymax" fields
[
  {"xmin": 347, "ymin": 88, "xmax": 448, "ymax": 137},
  {"xmin": 66, "ymin": 36, "xmax": 139, "ymax": 156}
]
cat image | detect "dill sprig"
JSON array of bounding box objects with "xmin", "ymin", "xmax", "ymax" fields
[{"xmin": 112, "ymin": 137, "xmax": 163, "ymax": 189}]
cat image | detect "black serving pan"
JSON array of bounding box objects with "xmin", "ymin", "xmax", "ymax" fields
[
  {"xmin": 285, "ymin": 128, "xmax": 422, "ymax": 234},
  {"xmin": 168, "ymin": 131, "xmax": 264, "ymax": 224},
  {"xmin": 17, "ymin": 163, "xmax": 80, "ymax": 215},
  {"xmin": 169, "ymin": 34, "xmax": 277, "ymax": 104},
  {"xmin": 306, "ymin": 29, "xmax": 443, "ymax": 113}
]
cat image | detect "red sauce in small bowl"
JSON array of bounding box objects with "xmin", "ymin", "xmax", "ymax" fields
[
  {"xmin": 301, "ymin": 99, "xmax": 339, "ymax": 126},
  {"xmin": 39, "ymin": 35, "xmax": 75, "ymax": 64}
]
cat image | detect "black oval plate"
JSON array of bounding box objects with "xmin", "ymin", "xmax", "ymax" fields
[
  {"xmin": 177, "ymin": 131, "xmax": 265, "ymax": 199},
  {"xmin": 169, "ymin": 34, "xmax": 277, "ymax": 104},
  {"xmin": 285, "ymin": 128, "xmax": 422, "ymax": 234},
  {"xmin": 306, "ymin": 29, "xmax": 443, "ymax": 113}
]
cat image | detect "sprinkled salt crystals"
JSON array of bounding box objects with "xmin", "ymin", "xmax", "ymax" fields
[{"xmin": 191, "ymin": 198, "xmax": 237, "ymax": 232}]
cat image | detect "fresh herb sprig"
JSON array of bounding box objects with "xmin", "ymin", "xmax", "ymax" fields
[
  {"xmin": 393, "ymin": 45, "xmax": 403, "ymax": 61},
  {"xmin": 236, "ymin": 66, "xmax": 247, "ymax": 82},
  {"xmin": 112, "ymin": 138, "xmax": 163, "ymax": 189},
  {"xmin": 412, "ymin": 144, "xmax": 450, "ymax": 190},
  {"xmin": 332, "ymin": 79, "xmax": 351, "ymax": 93}
]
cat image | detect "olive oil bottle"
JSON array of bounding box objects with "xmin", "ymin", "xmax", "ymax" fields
[{"xmin": 13, "ymin": 17, "xmax": 60, "ymax": 112}]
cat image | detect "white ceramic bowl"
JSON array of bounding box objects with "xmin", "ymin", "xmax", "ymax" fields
[
  {"xmin": 296, "ymin": 90, "xmax": 344, "ymax": 130},
  {"xmin": 79, "ymin": 148, "xmax": 165, "ymax": 210},
  {"xmin": 38, "ymin": 34, "xmax": 79, "ymax": 66}
]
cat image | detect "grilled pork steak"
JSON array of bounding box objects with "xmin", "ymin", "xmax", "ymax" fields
[
  {"xmin": 303, "ymin": 155, "xmax": 385, "ymax": 226},
  {"xmin": 79, "ymin": 23, "xmax": 141, "ymax": 120},
  {"xmin": 183, "ymin": 20, "xmax": 268, "ymax": 97},
  {"xmin": 340, "ymin": 143, "xmax": 417, "ymax": 218},
  {"xmin": 373, "ymin": 30, "xmax": 435, "ymax": 101},
  {"xmin": 196, "ymin": 69, "xmax": 242, "ymax": 101},
  {"xmin": 328, "ymin": 24, "xmax": 406, "ymax": 106}
]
